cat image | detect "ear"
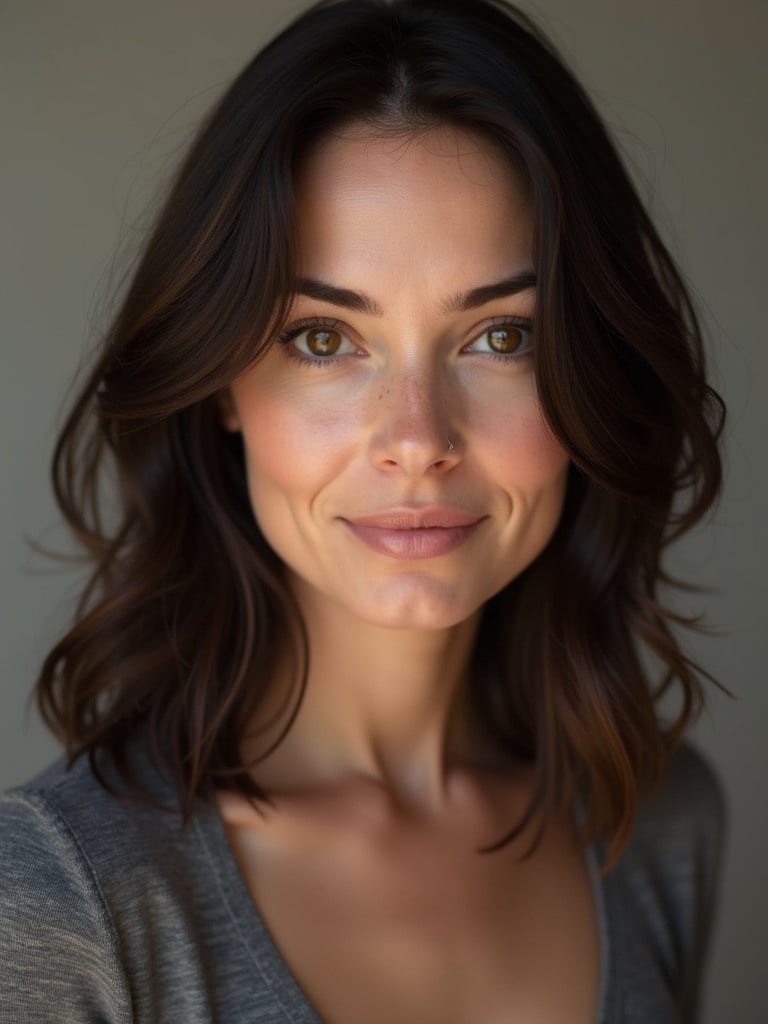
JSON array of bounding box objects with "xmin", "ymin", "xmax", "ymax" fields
[{"xmin": 216, "ymin": 388, "xmax": 241, "ymax": 432}]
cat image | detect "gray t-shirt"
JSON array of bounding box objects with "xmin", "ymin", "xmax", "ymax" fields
[{"xmin": 0, "ymin": 729, "xmax": 725, "ymax": 1023}]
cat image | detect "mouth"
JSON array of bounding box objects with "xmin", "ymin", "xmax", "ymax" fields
[{"xmin": 341, "ymin": 506, "xmax": 485, "ymax": 559}]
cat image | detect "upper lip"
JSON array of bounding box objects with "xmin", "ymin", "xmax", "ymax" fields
[{"xmin": 345, "ymin": 506, "xmax": 483, "ymax": 529}]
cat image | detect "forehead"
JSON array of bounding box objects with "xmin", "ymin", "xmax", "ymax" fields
[{"xmin": 291, "ymin": 126, "xmax": 534, "ymax": 282}]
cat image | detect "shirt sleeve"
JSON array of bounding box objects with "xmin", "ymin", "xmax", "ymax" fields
[
  {"xmin": 677, "ymin": 748, "xmax": 729, "ymax": 1023},
  {"xmin": 0, "ymin": 790, "xmax": 132, "ymax": 1024}
]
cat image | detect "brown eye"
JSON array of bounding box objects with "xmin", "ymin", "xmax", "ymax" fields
[
  {"xmin": 487, "ymin": 326, "xmax": 523, "ymax": 353},
  {"xmin": 275, "ymin": 318, "xmax": 357, "ymax": 362},
  {"xmin": 306, "ymin": 327, "xmax": 342, "ymax": 356},
  {"xmin": 464, "ymin": 319, "xmax": 533, "ymax": 360}
]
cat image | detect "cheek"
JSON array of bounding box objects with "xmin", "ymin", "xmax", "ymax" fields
[
  {"xmin": 232, "ymin": 380, "xmax": 359, "ymax": 501},
  {"xmin": 478, "ymin": 391, "xmax": 570, "ymax": 488}
]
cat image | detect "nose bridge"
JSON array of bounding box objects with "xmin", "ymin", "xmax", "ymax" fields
[
  {"xmin": 371, "ymin": 354, "xmax": 455, "ymax": 473},
  {"xmin": 398, "ymin": 363, "xmax": 441, "ymax": 427}
]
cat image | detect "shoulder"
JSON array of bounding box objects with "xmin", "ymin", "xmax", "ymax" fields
[
  {"xmin": 0, "ymin": 747, "xmax": 128, "ymax": 903},
  {"xmin": 623, "ymin": 739, "xmax": 727, "ymax": 930},
  {"xmin": 2, "ymin": 727, "xmax": 185, "ymax": 862},
  {"xmin": 0, "ymin": 753, "xmax": 136, "ymax": 1021},
  {"xmin": 0, "ymin": 732, "xmax": 189, "ymax": 1021},
  {"xmin": 603, "ymin": 739, "xmax": 727, "ymax": 1018},
  {"xmin": 631, "ymin": 739, "xmax": 727, "ymax": 871},
  {"xmin": 1, "ymin": 737, "xmax": 310, "ymax": 1022},
  {"xmin": 0, "ymin": 731, "xmax": 195, "ymax": 915}
]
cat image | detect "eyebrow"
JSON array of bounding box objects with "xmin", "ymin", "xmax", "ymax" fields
[{"xmin": 292, "ymin": 271, "xmax": 537, "ymax": 317}]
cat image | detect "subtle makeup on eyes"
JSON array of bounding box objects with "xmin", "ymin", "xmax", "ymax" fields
[{"xmin": 273, "ymin": 272, "xmax": 538, "ymax": 369}]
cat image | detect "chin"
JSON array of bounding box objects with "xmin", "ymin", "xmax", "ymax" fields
[{"xmin": 345, "ymin": 577, "xmax": 485, "ymax": 632}]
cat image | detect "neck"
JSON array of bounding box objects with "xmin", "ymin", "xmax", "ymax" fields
[{"xmin": 240, "ymin": 577, "xmax": 491, "ymax": 816}]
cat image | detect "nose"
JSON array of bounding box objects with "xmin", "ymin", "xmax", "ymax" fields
[{"xmin": 368, "ymin": 367, "xmax": 462, "ymax": 476}]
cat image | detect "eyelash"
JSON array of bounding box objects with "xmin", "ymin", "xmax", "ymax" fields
[
  {"xmin": 274, "ymin": 315, "xmax": 535, "ymax": 368},
  {"xmin": 274, "ymin": 317, "xmax": 354, "ymax": 369}
]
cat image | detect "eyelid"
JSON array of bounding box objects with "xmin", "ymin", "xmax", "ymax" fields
[
  {"xmin": 275, "ymin": 315, "xmax": 346, "ymax": 343},
  {"xmin": 463, "ymin": 316, "xmax": 534, "ymax": 355},
  {"xmin": 275, "ymin": 314, "xmax": 534, "ymax": 360},
  {"xmin": 275, "ymin": 316, "xmax": 360, "ymax": 356}
]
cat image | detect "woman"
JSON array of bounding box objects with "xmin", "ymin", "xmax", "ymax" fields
[{"xmin": 0, "ymin": 0, "xmax": 727, "ymax": 1021}]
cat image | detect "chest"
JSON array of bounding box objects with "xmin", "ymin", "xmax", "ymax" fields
[{"xmin": 217, "ymin": 793, "xmax": 601, "ymax": 1024}]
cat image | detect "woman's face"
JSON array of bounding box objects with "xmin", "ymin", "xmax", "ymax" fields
[{"xmin": 224, "ymin": 125, "xmax": 570, "ymax": 630}]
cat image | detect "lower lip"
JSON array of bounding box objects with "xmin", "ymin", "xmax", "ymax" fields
[{"xmin": 343, "ymin": 521, "xmax": 482, "ymax": 559}]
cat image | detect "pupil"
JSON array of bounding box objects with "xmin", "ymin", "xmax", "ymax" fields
[
  {"xmin": 308, "ymin": 328, "xmax": 340, "ymax": 355},
  {"xmin": 489, "ymin": 327, "xmax": 521, "ymax": 353}
]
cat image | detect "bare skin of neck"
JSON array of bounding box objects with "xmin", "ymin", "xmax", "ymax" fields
[
  {"xmin": 216, "ymin": 588, "xmax": 598, "ymax": 1024},
  {"xmin": 237, "ymin": 575, "xmax": 520, "ymax": 823}
]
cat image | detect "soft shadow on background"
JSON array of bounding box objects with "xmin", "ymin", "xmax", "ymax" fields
[{"xmin": 2, "ymin": 2, "xmax": 765, "ymax": 1021}]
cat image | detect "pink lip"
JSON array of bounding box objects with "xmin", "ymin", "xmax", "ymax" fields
[{"xmin": 342, "ymin": 506, "xmax": 484, "ymax": 559}]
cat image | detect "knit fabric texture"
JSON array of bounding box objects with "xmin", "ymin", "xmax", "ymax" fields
[{"xmin": 0, "ymin": 730, "xmax": 725, "ymax": 1022}]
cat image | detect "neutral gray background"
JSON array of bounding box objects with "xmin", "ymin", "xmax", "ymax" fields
[{"xmin": 2, "ymin": 1, "xmax": 765, "ymax": 1020}]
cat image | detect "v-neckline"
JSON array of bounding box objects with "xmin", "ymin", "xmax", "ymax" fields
[{"xmin": 193, "ymin": 790, "xmax": 613, "ymax": 1024}]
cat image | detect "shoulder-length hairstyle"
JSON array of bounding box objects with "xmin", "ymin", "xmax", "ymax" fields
[{"xmin": 36, "ymin": 0, "xmax": 726, "ymax": 871}]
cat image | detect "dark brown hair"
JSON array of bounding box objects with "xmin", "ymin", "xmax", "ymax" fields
[{"xmin": 35, "ymin": 0, "xmax": 726, "ymax": 871}]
